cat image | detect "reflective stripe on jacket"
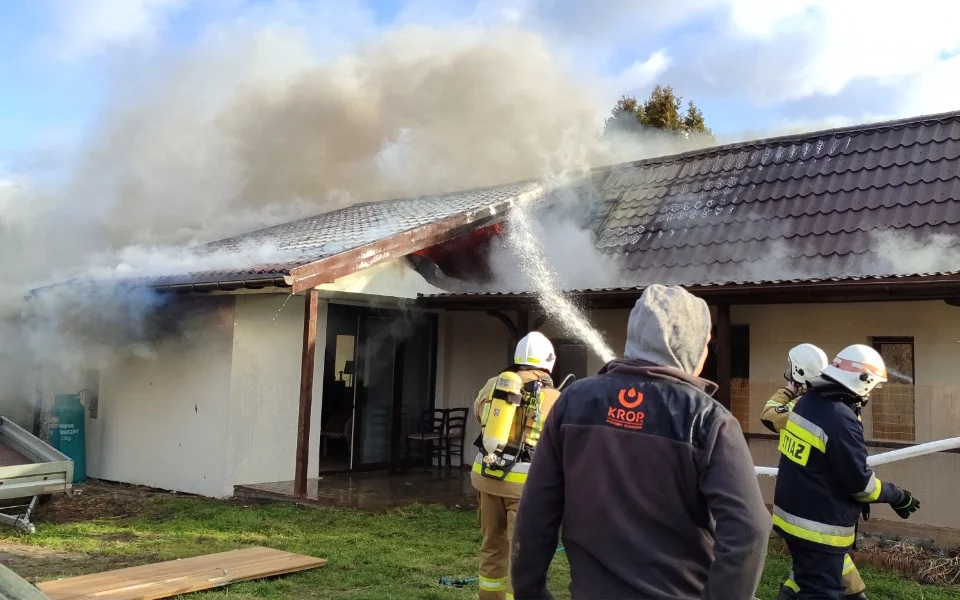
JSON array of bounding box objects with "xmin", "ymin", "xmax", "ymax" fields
[
  {"xmin": 773, "ymin": 378, "xmax": 903, "ymax": 553},
  {"xmin": 760, "ymin": 387, "xmax": 797, "ymax": 433}
]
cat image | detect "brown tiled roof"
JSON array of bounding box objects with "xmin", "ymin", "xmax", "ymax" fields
[
  {"xmin": 590, "ymin": 110, "xmax": 960, "ymax": 286},
  {"xmin": 146, "ymin": 180, "xmax": 542, "ymax": 290},
  {"xmin": 141, "ymin": 109, "xmax": 960, "ymax": 294}
]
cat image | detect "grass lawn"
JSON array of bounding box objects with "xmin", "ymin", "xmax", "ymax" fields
[{"xmin": 2, "ymin": 487, "xmax": 958, "ymax": 599}]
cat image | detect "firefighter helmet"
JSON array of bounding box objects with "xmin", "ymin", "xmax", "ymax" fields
[
  {"xmin": 515, "ymin": 332, "xmax": 556, "ymax": 373},
  {"xmin": 822, "ymin": 344, "xmax": 888, "ymax": 398},
  {"xmin": 785, "ymin": 343, "xmax": 829, "ymax": 386}
]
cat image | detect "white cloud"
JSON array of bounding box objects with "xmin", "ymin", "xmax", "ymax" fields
[
  {"xmin": 900, "ymin": 54, "xmax": 960, "ymax": 117},
  {"xmin": 638, "ymin": 0, "xmax": 960, "ymax": 116},
  {"xmin": 26, "ymin": 0, "xmax": 960, "ymax": 144},
  {"xmin": 614, "ymin": 50, "xmax": 671, "ymax": 96},
  {"xmin": 46, "ymin": 0, "xmax": 195, "ymax": 60}
]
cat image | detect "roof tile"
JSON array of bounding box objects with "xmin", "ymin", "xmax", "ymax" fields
[{"xmin": 591, "ymin": 111, "xmax": 960, "ymax": 285}]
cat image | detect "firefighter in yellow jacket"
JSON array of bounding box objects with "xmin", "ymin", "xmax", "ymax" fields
[
  {"xmin": 761, "ymin": 343, "xmax": 868, "ymax": 600},
  {"xmin": 471, "ymin": 331, "xmax": 561, "ymax": 600}
]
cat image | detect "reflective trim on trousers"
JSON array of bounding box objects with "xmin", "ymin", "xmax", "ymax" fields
[
  {"xmin": 843, "ymin": 553, "xmax": 856, "ymax": 574},
  {"xmin": 786, "ymin": 412, "xmax": 828, "ymax": 452},
  {"xmin": 473, "ymin": 453, "xmax": 530, "ymax": 483},
  {"xmin": 785, "ymin": 553, "xmax": 855, "ymax": 593},
  {"xmin": 853, "ymin": 474, "xmax": 883, "ymax": 502},
  {"xmin": 773, "ymin": 505, "xmax": 857, "ymax": 547},
  {"xmin": 479, "ymin": 576, "xmax": 506, "ymax": 592}
]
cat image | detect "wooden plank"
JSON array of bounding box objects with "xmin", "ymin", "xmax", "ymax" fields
[
  {"xmin": 294, "ymin": 289, "xmax": 320, "ymax": 497},
  {"xmin": 36, "ymin": 547, "xmax": 326, "ymax": 600}
]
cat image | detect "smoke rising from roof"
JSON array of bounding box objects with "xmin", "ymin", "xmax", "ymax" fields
[{"xmin": 2, "ymin": 22, "xmax": 709, "ymax": 425}]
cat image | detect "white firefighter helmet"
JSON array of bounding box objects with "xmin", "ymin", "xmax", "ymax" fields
[
  {"xmin": 822, "ymin": 344, "xmax": 888, "ymax": 398},
  {"xmin": 515, "ymin": 331, "xmax": 556, "ymax": 373},
  {"xmin": 786, "ymin": 343, "xmax": 829, "ymax": 385}
]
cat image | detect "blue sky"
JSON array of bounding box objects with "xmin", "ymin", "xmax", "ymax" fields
[{"xmin": 3, "ymin": 0, "xmax": 960, "ymax": 175}]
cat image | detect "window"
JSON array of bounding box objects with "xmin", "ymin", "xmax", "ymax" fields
[
  {"xmin": 701, "ymin": 325, "xmax": 750, "ymax": 428},
  {"xmin": 869, "ymin": 336, "xmax": 916, "ymax": 442},
  {"xmin": 701, "ymin": 325, "xmax": 750, "ymax": 381}
]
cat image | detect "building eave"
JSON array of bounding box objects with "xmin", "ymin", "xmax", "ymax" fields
[{"xmin": 417, "ymin": 273, "xmax": 960, "ymax": 310}]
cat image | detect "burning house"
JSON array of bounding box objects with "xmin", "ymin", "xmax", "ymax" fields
[{"xmin": 28, "ymin": 109, "xmax": 960, "ymax": 535}]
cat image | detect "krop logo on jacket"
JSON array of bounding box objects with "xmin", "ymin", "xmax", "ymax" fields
[{"xmin": 607, "ymin": 388, "xmax": 645, "ymax": 430}]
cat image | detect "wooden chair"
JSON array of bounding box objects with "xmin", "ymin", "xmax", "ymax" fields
[
  {"xmin": 441, "ymin": 407, "xmax": 469, "ymax": 468},
  {"xmin": 406, "ymin": 409, "xmax": 446, "ymax": 469},
  {"xmin": 320, "ymin": 415, "xmax": 352, "ymax": 458}
]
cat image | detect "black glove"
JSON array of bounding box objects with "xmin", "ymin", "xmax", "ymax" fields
[
  {"xmin": 861, "ymin": 503, "xmax": 870, "ymax": 521},
  {"xmin": 891, "ymin": 489, "xmax": 920, "ymax": 519}
]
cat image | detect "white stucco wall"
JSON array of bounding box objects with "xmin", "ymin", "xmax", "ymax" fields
[
  {"xmin": 225, "ymin": 293, "xmax": 326, "ymax": 491},
  {"xmin": 438, "ymin": 311, "xmax": 512, "ymax": 444},
  {"xmin": 91, "ymin": 296, "xmax": 236, "ymax": 497},
  {"xmin": 84, "ymin": 292, "xmax": 329, "ymax": 498},
  {"xmin": 734, "ymin": 300, "xmax": 960, "ymax": 439},
  {"xmin": 80, "ymin": 258, "xmax": 441, "ymax": 498}
]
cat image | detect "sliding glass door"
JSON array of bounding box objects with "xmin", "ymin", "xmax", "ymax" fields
[{"xmin": 321, "ymin": 304, "xmax": 437, "ymax": 472}]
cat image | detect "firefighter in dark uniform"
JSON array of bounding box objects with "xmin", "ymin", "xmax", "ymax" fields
[
  {"xmin": 763, "ymin": 343, "xmax": 868, "ymax": 599},
  {"xmin": 773, "ymin": 344, "xmax": 921, "ymax": 599}
]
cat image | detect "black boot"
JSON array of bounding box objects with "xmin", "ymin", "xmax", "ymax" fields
[
  {"xmin": 776, "ymin": 584, "xmax": 798, "ymax": 600},
  {"xmin": 844, "ymin": 593, "xmax": 867, "ymax": 600}
]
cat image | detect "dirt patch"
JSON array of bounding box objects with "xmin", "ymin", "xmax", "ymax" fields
[
  {"xmin": 34, "ymin": 479, "xmax": 184, "ymax": 524},
  {"xmin": 854, "ymin": 535, "xmax": 960, "ymax": 588},
  {"xmin": 0, "ymin": 541, "xmax": 163, "ymax": 581},
  {"xmin": 0, "ymin": 542, "xmax": 82, "ymax": 562}
]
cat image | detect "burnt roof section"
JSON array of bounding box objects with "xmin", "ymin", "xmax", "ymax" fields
[
  {"xmin": 589, "ymin": 109, "xmax": 960, "ymax": 286},
  {"xmin": 144, "ymin": 180, "xmax": 543, "ymax": 291}
]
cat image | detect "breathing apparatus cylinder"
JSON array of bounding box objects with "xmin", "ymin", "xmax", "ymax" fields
[{"xmin": 481, "ymin": 371, "xmax": 524, "ymax": 463}]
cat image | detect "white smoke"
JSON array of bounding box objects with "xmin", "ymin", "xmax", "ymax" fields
[
  {"xmin": 2, "ymin": 22, "xmax": 696, "ymax": 423},
  {"xmin": 869, "ymin": 229, "xmax": 960, "ymax": 276}
]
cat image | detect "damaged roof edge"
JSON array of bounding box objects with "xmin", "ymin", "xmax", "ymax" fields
[
  {"xmin": 417, "ymin": 273, "xmax": 960, "ymax": 309},
  {"xmin": 27, "ymin": 185, "xmax": 544, "ymax": 297},
  {"xmin": 286, "ymin": 186, "xmax": 546, "ymax": 293}
]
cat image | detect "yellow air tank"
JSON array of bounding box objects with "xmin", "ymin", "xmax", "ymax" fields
[{"xmin": 482, "ymin": 371, "xmax": 524, "ymax": 463}]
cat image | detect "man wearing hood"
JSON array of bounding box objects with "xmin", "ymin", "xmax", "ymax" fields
[{"xmin": 510, "ymin": 284, "xmax": 770, "ymax": 600}]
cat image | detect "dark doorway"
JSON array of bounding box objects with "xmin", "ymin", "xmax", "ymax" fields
[
  {"xmin": 318, "ymin": 304, "xmax": 438, "ymax": 473},
  {"xmin": 552, "ymin": 340, "xmax": 589, "ymax": 388}
]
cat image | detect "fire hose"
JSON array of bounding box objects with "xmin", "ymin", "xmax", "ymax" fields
[
  {"xmin": 439, "ymin": 439, "xmax": 960, "ymax": 592},
  {"xmin": 755, "ymin": 436, "xmax": 960, "ymax": 477},
  {"xmin": 439, "ymin": 546, "xmax": 565, "ymax": 588}
]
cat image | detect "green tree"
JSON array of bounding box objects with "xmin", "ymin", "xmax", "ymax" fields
[{"xmin": 604, "ymin": 85, "xmax": 713, "ymax": 141}]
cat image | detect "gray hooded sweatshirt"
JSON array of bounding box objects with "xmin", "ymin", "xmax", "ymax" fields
[{"xmin": 511, "ymin": 284, "xmax": 770, "ymax": 600}]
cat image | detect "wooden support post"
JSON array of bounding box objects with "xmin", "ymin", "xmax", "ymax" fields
[
  {"xmin": 294, "ymin": 289, "xmax": 319, "ymax": 497},
  {"xmin": 515, "ymin": 309, "xmax": 530, "ymax": 338},
  {"xmin": 716, "ymin": 304, "xmax": 732, "ymax": 410}
]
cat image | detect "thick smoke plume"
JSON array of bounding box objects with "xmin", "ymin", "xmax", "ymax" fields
[{"xmin": 2, "ymin": 23, "xmax": 702, "ymax": 425}]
